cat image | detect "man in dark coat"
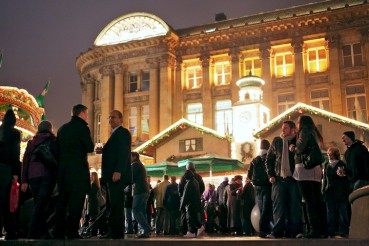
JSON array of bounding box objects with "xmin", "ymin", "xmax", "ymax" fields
[
  {"xmin": 100, "ymin": 110, "xmax": 132, "ymax": 239},
  {"xmin": 53, "ymin": 104, "xmax": 94, "ymax": 239},
  {"xmin": 216, "ymin": 177, "xmax": 229, "ymax": 233}
]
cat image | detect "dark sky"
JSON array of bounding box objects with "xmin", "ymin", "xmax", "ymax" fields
[{"xmin": 0, "ymin": 0, "xmax": 321, "ymax": 129}]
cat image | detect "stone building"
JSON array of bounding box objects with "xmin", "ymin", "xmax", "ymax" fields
[{"xmin": 76, "ymin": 0, "xmax": 369, "ymax": 160}]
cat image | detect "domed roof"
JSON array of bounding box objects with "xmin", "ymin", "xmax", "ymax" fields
[
  {"xmin": 236, "ymin": 73, "xmax": 265, "ymax": 88},
  {"xmin": 0, "ymin": 86, "xmax": 44, "ymax": 140},
  {"xmin": 94, "ymin": 12, "xmax": 170, "ymax": 46}
]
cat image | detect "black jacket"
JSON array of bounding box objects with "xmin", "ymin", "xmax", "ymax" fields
[
  {"xmin": 0, "ymin": 125, "xmax": 21, "ymax": 176},
  {"xmin": 179, "ymin": 169, "xmax": 205, "ymax": 197},
  {"xmin": 180, "ymin": 172, "xmax": 201, "ymax": 212},
  {"xmin": 248, "ymin": 154, "xmax": 270, "ymax": 186},
  {"xmin": 266, "ymin": 136, "xmax": 296, "ymax": 178},
  {"xmin": 344, "ymin": 140, "xmax": 369, "ymax": 183},
  {"xmin": 322, "ymin": 160, "xmax": 350, "ymax": 202}
]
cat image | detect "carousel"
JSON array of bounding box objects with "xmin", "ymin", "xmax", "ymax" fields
[{"xmin": 0, "ymin": 86, "xmax": 44, "ymax": 156}]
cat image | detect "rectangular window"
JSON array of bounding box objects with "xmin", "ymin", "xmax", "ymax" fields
[
  {"xmin": 187, "ymin": 66, "xmax": 202, "ymax": 89},
  {"xmin": 275, "ymin": 53, "xmax": 293, "ymax": 77},
  {"xmin": 346, "ymin": 85, "xmax": 367, "ymax": 122},
  {"xmin": 311, "ymin": 89, "xmax": 330, "ymax": 110},
  {"xmin": 129, "ymin": 73, "xmax": 138, "ymax": 92},
  {"xmin": 308, "ymin": 47, "xmax": 327, "ymax": 73},
  {"xmin": 129, "ymin": 107, "xmax": 138, "ymax": 141},
  {"xmin": 179, "ymin": 138, "xmax": 203, "ymax": 153},
  {"xmin": 215, "ymin": 100, "xmax": 233, "ymax": 135},
  {"xmin": 187, "ymin": 103, "xmax": 203, "ymax": 125},
  {"xmin": 277, "ymin": 93, "xmax": 295, "ymax": 114},
  {"xmin": 141, "ymin": 71, "xmax": 150, "ymax": 91},
  {"xmin": 214, "ymin": 62, "xmax": 231, "ymax": 85},
  {"xmin": 244, "ymin": 57, "xmax": 262, "ymax": 77},
  {"xmin": 140, "ymin": 105, "xmax": 149, "ymax": 141},
  {"xmin": 343, "ymin": 43, "xmax": 363, "ymax": 67}
]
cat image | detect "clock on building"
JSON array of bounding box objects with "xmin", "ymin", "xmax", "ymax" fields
[{"xmin": 239, "ymin": 111, "xmax": 252, "ymax": 123}]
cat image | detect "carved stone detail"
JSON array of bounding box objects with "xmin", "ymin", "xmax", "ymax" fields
[
  {"xmin": 272, "ymin": 77, "xmax": 295, "ymax": 90},
  {"xmin": 305, "ymin": 73, "xmax": 329, "ymax": 85},
  {"xmin": 125, "ymin": 95, "xmax": 150, "ymax": 104},
  {"xmin": 292, "ymin": 38, "xmax": 304, "ymax": 53},
  {"xmin": 99, "ymin": 65, "xmax": 114, "ymax": 76},
  {"xmin": 325, "ymin": 33, "xmax": 340, "ymax": 48},
  {"xmin": 212, "ymin": 86, "xmax": 231, "ymax": 97},
  {"xmin": 184, "ymin": 90, "xmax": 202, "ymax": 100},
  {"xmin": 113, "ymin": 64, "xmax": 126, "ymax": 74}
]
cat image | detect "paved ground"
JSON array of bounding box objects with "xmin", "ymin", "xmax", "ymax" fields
[{"xmin": 1, "ymin": 234, "xmax": 368, "ymax": 246}]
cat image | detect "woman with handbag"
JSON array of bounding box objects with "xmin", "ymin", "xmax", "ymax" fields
[
  {"xmin": 0, "ymin": 109, "xmax": 21, "ymax": 240},
  {"xmin": 290, "ymin": 115, "xmax": 326, "ymax": 238},
  {"xmin": 21, "ymin": 120, "xmax": 57, "ymax": 239},
  {"xmin": 87, "ymin": 171, "xmax": 103, "ymax": 237}
]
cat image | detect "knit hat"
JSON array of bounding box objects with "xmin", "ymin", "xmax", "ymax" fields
[
  {"xmin": 38, "ymin": 120, "xmax": 52, "ymax": 133},
  {"xmin": 343, "ymin": 131, "xmax": 355, "ymax": 142},
  {"xmin": 260, "ymin": 139, "xmax": 270, "ymax": 150},
  {"xmin": 224, "ymin": 177, "xmax": 229, "ymax": 182}
]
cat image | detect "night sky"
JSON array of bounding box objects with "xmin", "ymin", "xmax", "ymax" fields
[{"xmin": 0, "ymin": 0, "xmax": 321, "ymax": 130}]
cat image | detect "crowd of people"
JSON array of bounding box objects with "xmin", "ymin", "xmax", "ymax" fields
[{"xmin": 0, "ymin": 106, "xmax": 369, "ymax": 240}]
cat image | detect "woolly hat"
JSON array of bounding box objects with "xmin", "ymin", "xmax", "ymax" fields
[
  {"xmin": 223, "ymin": 177, "xmax": 229, "ymax": 182},
  {"xmin": 38, "ymin": 120, "xmax": 52, "ymax": 133},
  {"xmin": 260, "ymin": 139, "xmax": 270, "ymax": 150},
  {"xmin": 343, "ymin": 131, "xmax": 355, "ymax": 142}
]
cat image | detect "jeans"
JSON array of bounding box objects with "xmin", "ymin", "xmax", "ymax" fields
[
  {"xmin": 271, "ymin": 177, "xmax": 302, "ymax": 238},
  {"xmin": 255, "ymin": 186, "xmax": 272, "ymax": 234},
  {"xmin": 132, "ymin": 193, "xmax": 150, "ymax": 234},
  {"xmin": 125, "ymin": 207, "xmax": 133, "ymax": 233},
  {"xmin": 326, "ymin": 199, "xmax": 349, "ymax": 237}
]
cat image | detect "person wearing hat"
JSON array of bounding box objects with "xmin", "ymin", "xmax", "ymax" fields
[
  {"xmin": 342, "ymin": 131, "xmax": 369, "ymax": 191},
  {"xmin": 247, "ymin": 139, "xmax": 272, "ymax": 237},
  {"xmin": 21, "ymin": 120, "xmax": 58, "ymax": 239}
]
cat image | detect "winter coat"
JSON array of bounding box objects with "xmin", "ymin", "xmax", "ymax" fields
[
  {"xmin": 248, "ymin": 154, "xmax": 270, "ymax": 186},
  {"xmin": 322, "ymin": 160, "xmax": 350, "ymax": 202},
  {"xmin": 344, "ymin": 140, "xmax": 369, "ymax": 183}
]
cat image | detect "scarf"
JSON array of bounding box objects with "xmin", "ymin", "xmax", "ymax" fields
[
  {"xmin": 328, "ymin": 159, "xmax": 339, "ymax": 168},
  {"xmin": 280, "ymin": 134, "xmax": 295, "ymax": 178},
  {"xmin": 257, "ymin": 149, "xmax": 268, "ymax": 157}
]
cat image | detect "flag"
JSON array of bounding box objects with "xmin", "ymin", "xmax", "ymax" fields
[
  {"xmin": 0, "ymin": 52, "xmax": 3, "ymax": 68},
  {"xmin": 36, "ymin": 81, "xmax": 50, "ymax": 120}
]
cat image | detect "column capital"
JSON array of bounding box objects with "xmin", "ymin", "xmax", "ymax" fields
[
  {"xmin": 200, "ymin": 52, "xmax": 210, "ymax": 68},
  {"xmin": 292, "ymin": 38, "xmax": 304, "ymax": 53},
  {"xmin": 82, "ymin": 73, "xmax": 97, "ymax": 85},
  {"xmin": 228, "ymin": 48, "xmax": 240, "ymax": 63},
  {"xmin": 112, "ymin": 64, "xmax": 126, "ymax": 75},
  {"xmin": 99, "ymin": 65, "xmax": 114, "ymax": 76},
  {"xmin": 360, "ymin": 28, "xmax": 369, "ymax": 44},
  {"xmin": 325, "ymin": 33, "xmax": 340, "ymax": 48},
  {"xmin": 260, "ymin": 43, "xmax": 271, "ymax": 59}
]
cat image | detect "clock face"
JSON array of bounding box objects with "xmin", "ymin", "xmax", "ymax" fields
[{"xmin": 239, "ymin": 111, "xmax": 252, "ymax": 123}]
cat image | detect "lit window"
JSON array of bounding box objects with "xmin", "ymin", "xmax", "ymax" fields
[
  {"xmin": 214, "ymin": 62, "xmax": 231, "ymax": 85},
  {"xmin": 277, "ymin": 93, "xmax": 295, "ymax": 114},
  {"xmin": 244, "ymin": 58, "xmax": 262, "ymax": 77},
  {"xmin": 187, "ymin": 66, "xmax": 202, "ymax": 89},
  {"xmin": 308, "ymin": 47, "xmax": 327, "ymax": 73},
  {"xmin": 187, "ymin": 103, "xmax": 203, "ymax": 125},
  {"xmin": 179, "ymin": 138, "xmax": 203, "ymax": 153},
  {"xmin": 129, "ymin": 73, "xmax": 138, "ymax": 92},
  {"xmin": 140, "ymin": 105, "xmax": 149, "ymax": 140},
  {"xmin": 129, "ymin": 107, "xmax": 138, "ymax": 141},
  {"xmin": 343, "ymin": 43, "xmax": 363, "ymax": 67},
  {"xmin": 346, "ymin": 85, "xmax": 367, "ymax": 122},
  {"xmin": 275, "ymin": 53, "xmax": 293, "ymax": 77},
  {"xmin": 311, "ymin": 89, "xmax": 330, "ymax": 110},
  {"xmin": 141, "ymin": 71, "xmax": 150, "ymax": 91},
  {"xmin": 215, "ymin": 100, "xmax": 233, "ymax": 135}
]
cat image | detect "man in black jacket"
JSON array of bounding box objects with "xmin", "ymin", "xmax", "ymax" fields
[
  {"xmin": 265, "ymin": 121, "xmax": 302, "ymax": 239},
  {"xmin": 100, "ymin": 110, "xmax": 132, "ymax": 239},
  {"xmin": 54, "ymin": 104, "xmax": 94, "ymax": 239}
]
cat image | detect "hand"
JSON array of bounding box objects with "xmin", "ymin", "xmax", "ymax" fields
[
  {"xmin": 112, "ymin": 172, "xmax": 121, "ymax": 182},
  {"xmin": 21, "ymin": 183, "xmax": 28, "ymax": 192},
  {"xmin": 289, "ymin": 144, "xmax": 296, "ymax": 152},
  {"xmin": 269, "ymin": 177, "xmax": 276, "ymax": 184},
  {"xmin": 337, "ymin": 167, "xmax": 346, "ymax": 177}
]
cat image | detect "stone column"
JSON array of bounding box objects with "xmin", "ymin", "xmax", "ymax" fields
[
  {"xmin": 326, "ymin": 33, "xmax": 343, "ymax": 115},
  {"xmin": 229, "ymin": 48, "xmax": 240, "ymax": 105},
  {"xmin": 292, "ymin": 38, "xmax": 306, "ymax": 103},
  {"xmin": 201, "ymin": 52, "xmax": 212, "ymax": 128},
  {"xmin": 99, "ymin": 65, "xmax": 114, "ymax": 143},
  {"xmin": 158, "ymin": 55, "xmax": 174, "ymax": 131},
  {"xmin": 173, "ymin": 57, "xmax": 183, "ymax": 122},
  {"xmin": 260, "ymin": 44, "xmax": 272, "ymax": 111},
  {"xmin": 146, "ymin": 58, "xmax": 160, "ymax": 137},
  {"xmin": 81, "ymin": 73, "xmax": 96, "ymax": 137},
  {"xmin": 113, "ymin": 64, "xmax": 125, "ymax": 114}
]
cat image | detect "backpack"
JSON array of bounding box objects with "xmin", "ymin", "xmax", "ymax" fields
[
  {"xmin": 251, "ymin": 155, "xmax": 269, "ymax": 186},
  {"xmin": 33, "ymin": 137, "xmax": 58, "ymax": 169}
]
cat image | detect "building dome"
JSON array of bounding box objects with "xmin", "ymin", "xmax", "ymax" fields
[
  {"xmin": 0, "ymin": 86, "xmax": 44, "ymax": 141},
  {"xmin": 236, "ymin": 72, "xmax": 265, "ymax": 88}
]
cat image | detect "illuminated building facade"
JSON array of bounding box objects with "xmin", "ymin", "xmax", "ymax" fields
[{"xmin": 76, "ymin": 0, "xmax": 369, "ymax": 161}]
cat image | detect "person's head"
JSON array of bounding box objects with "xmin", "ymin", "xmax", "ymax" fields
[
  {"xmin": 327, "ymin": 147, "xmax": 340, "ymax": 161},
  {"xmin": 72, "ymin": 104, "xmax": 88, "ymax": 121},
  {"xmin": 131, "ymin": 151, "xmax": 140, "ymax": 162},
  {"xmin": 223, "ymin": 177, "xmax": 229, "ymax": 183},
  {"xmin": 37, "ymin": 120, "xmax": 53, "ymax": 133},
  {"xmin": 342, "ymin": 131, "xmax": 355, "ymax": 146},
  {"xmin": 90, "ymin": 171, "xmax": 100, "ymax": 188},
  {"xmin": 2, "ymin": 109, "xmax": 16, "ymax": 128},
  {"xmin": 281, "ymin": 120, "xmax": 296, "ymax": 137},
  {"xmin": 260, "ymin": 139, "xmax": 270, "ymax": 150},
  {"xmin": 170, "ymin": 176, "xmax": 176, "ymax": 183},
  {"xmin": 163, "ymin": 174, "xmax": 169, "ymax": 181},
  {"xmin": 186, "ymin": 162, "xmax": 196, "ymax": 171},
  {"xmin": 184, "ymin": 170, "xmax": 194, "ymax": 180},
  {"xmin": 234, "ymin": 175, "xmax": 243, "ymax": 184},
  {"xmin": 297, "ymin": 115, "xmax": 315, "ymax": 131},
  {"xmin": 109, "ymin": 110, "xmax": 123, "ymax": 129}
]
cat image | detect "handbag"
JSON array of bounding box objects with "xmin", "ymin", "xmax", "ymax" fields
[
  {"xmin": 10, "ymin": 181, "xmax": 19, "ymax": 212},
  {"xmin": 33, "ymin": 138, "xmax": 58, "ymax": 169},
  {"xmin": 97, "ymin": 189, "xmax": 106, "ymax": 208},
  {"xmin": 301, "ymin": 135, "xmax": 323, "ymax": 169}
]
